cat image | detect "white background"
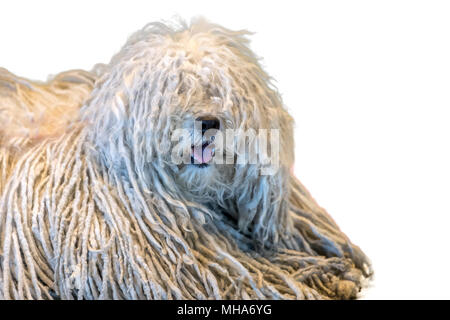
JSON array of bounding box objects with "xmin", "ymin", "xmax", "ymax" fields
[{"xmin": 1, "ymin": 0, "xmax": 449, "ymax": 299}]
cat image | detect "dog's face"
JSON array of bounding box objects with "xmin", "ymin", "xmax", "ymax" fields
[{"xmin": 82, "ymin": 20, "xmax": 294, "ymax": 244}]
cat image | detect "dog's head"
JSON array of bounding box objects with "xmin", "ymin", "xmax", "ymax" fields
[{"xmin": 82, "ymin": 18, "xmax": 294, "ymax": 246}]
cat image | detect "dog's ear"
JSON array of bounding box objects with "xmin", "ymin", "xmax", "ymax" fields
[
  {"xmin": 233, "ymin": 108, "xmax": 295, "ymax": 248},
  {"xmin": 234, "ymin": 165, "xmax": 293, "ymax": 248}
]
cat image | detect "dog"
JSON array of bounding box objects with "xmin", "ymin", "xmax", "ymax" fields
[{"xmin": 0, "ymin": 18, "xmax": 371, "ymax": 299}]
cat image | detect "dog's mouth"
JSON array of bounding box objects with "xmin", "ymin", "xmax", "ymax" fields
[{"xmin": 191, "ymin": 142, "xmax": 215, "ymax": 168}]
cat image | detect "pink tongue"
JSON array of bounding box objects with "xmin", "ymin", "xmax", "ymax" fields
[{"xmin": 192, "ymin": 144, "xmax": 214, "ymax": 164}]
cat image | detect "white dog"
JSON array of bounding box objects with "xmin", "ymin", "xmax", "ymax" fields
[{"xmin": 0, "ymin": 18, "xmax": 371, "ymax": 299}]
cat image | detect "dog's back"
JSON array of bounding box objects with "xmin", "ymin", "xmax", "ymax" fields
[{"xmin": 0, "ymin": 68, "xmax": 96, "ymax": 151}]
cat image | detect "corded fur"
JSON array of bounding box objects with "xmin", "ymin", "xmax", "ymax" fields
[{"xmin": 0, "ymin": 18, "xmax": 371, "ymax": 300}]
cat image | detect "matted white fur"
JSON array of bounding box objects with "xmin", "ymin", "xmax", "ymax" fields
[{"xmin": 0, "ymin": 18, "xmax": 371, "ymax": 300}]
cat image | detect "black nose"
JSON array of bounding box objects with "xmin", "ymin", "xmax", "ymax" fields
[{"xmin": 197, "ymin": 117, "xmax": 220, "ymax": 134}]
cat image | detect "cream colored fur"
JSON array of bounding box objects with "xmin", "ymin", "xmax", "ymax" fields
[{"xmin": 0, "ymin": 18, "xmax": 371, "ymax": 300}]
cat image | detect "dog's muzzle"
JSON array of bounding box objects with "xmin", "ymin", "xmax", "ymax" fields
[{"xmin": 191, "ymin": 116, "xmax": 220, "ymax": 167}]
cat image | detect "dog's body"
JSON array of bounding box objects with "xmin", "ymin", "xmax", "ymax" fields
[{"xmin": 0, "ymin": 19, "xmax": 371, "ymax": 299}]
